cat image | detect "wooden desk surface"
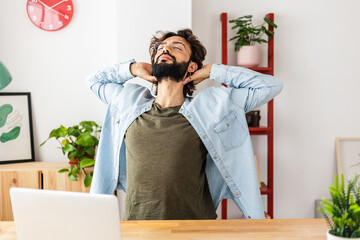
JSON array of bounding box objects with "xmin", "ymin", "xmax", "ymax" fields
[{"xmin": 0, "ymin": 218, "xmax": 329, "ymax": 239}]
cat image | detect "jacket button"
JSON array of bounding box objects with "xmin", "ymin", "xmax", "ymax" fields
[
  {"xmin": 213, "ymin": 156, "xmax": 217, "ymax": 159},
  {"xmin": 235, "ymin": 192, "xmax": 239, "ymax": 196},
  {"xmin": 187, "ymin": 115, "xmax": 191, "ymax": 119},
  {"xmin": 225, "ymin": 175, "xmax": 229, "ymax": 178},
  {"xmin": 202, "ymin": 135, "xmax": 206, "ymax": 139}
]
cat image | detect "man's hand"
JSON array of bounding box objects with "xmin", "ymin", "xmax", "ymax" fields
[
  {"xmin": 183, "ymin": 64, "xmax": 212, "ymax": 85},
  {"xmin": 130, "ymin": 62, "xmax": 157, "ymax": 83}
]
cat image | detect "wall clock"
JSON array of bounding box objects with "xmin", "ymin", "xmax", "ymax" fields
[{"xmin": 26, "ymin": 0, "xmax": 74, "ymax": 31}]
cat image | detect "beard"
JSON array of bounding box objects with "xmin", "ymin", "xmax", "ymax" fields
[{"xmin": 152, "ymin": 55, "xmax": 190, "ymax": 83}]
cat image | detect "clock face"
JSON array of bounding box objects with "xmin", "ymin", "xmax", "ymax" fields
[{"xmin": 26, "ymin": 0, "xmax": 74, "ymax": 31}]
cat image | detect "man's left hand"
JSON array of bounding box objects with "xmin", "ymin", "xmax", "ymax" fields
[{"xmin": 183, "ymin": 64, "xmax": 212, "ymax": 85}]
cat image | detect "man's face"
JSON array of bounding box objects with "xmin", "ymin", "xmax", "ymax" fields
[{"xmin": 152, "ymin": 36, "xmax": 192, "ymax": 82}]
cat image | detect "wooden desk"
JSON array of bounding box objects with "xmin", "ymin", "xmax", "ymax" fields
[{"xmin": 0, "ymin": 218, "xmax": 329, "ymax": 239}]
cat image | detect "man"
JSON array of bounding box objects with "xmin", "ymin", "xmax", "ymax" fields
[{"xmin": 87, "ymin": 29, "xmax": 283, "ymax": 220}]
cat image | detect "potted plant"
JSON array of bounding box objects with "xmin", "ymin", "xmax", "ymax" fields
[
  {"xmin": 229, "ymin": 15, "xmax": 277, "ymax": 67},
  {"xmin": 40, "ymin": 121, "xmax": 101, "ymax": 187},
  {"xmin": 318, "ymin": 174, "xmax": 360, "ymax": 239}
]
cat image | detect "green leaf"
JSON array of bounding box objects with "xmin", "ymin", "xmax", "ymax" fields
[
  {"xmin": 68, "ymin": 150, "xmax": 77, "ymax": 159},
  {"xmin": 40, "ymin": 139, "xmax": 48, "ymax": 147},
  {"xmin": 63, "ymin": 143, "xmax": 76, "ymax": 153},
  {"xmin": 76, "ymin": 133, "xmax": 95, "ymax": 147},
  {"xmin": 85, "ymin": 147, "xmax": 95, "ymax": 157},
  {"xmin": 61, "ymin": 139, "xmax": 69, "ymax": 146},
  {"xmin": 84, "ymin": 175, "xmax": 92, "ymax": 187},
  {"xmin": 49, "ymin": 129, "xmax": 58, "ymax": 138},
  {"xmin": 80, "ymin": 158, "xmax": 95, "ymax": 168},
  {"xmin": 264, "ymin": 17, "xmax": 278, "ymax": 28},
  {"xmin": 78, "ymin": 147, "xmax": 86, "ymax": 157},
  {"xmin": 68, "ymin": 172, "xmax": 78, "ymax": 181},
  {"xmin": 40, "ymin": 128, "xmax": 58, "ymax": 146},
  {"xmin": 58, "ymin": 168, "xmax": 69, "ymax": 173},
  {"xmin": 56, "ymin": 125, "xmax": 68, "ymax": 138}
]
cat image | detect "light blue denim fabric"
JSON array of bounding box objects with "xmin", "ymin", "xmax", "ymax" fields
[{"xmin": 86, "ymin": 59, "xmax": 283, "ymax": 219}]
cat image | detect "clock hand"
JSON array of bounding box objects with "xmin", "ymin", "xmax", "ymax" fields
[
  {"xmin": 38, "ymin": 0, "xmax": 66, "ymax": 17},
  {"xmin": 45, "ymin": 0, "xmax": 67, "ymax": 12}
]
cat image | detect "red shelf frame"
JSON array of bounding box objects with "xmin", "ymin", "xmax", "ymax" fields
[{"xmin": 220, "ymin": 12, "xmax": 275, "ymax": 219}]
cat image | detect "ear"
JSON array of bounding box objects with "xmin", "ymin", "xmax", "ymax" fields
[{"xmin": 187, "ymin": 61, "xmax": 198, "ymax": 73}]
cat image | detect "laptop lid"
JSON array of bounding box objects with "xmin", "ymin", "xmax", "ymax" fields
[{"xmin": 10, "ymin": 187, "xmax": 121, "ymax": 240}]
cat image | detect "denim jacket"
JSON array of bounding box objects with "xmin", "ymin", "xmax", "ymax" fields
[{"xmin": 86, "ymin": 59, "xmax": 283, "ymax": 219}]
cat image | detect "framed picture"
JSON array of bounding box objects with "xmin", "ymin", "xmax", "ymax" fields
[
  {"xmin": 0, "ymin": 92, "xmax": 35, "ymax": 164},
  {"xmin": 335, "ymin": 137, "xmax": 360, "ymax": 184}
]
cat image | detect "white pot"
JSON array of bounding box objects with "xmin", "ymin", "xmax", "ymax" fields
[
  {"xmin": 327, "ymin": 230, "xmax": 360, "ymax": 240},
  {"xmin": 237, "ymin": 45, "xmax": 261, "ymax": 67}
]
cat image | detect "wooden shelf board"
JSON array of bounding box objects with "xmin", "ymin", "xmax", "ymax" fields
[
  {"xmin": 260, "ymin": 182, "xmax": 273, "ymax": 195},
  {"xmin": 249, "ymin": 127, "xmax": 272, "ymax": 135},
  {"xmin": 249, "ymin": 67, "xmax": 273, "ymax": 71}
]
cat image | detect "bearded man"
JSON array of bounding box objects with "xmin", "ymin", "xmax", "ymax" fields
[{"xmin": 87, "ymin": 29, "xmax": 283, "ymax": 220}]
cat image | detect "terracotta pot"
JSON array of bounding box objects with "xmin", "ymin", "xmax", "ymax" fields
[
  {"xmin": 69, "ymin": 153, "xmax": 94, "ymax": 166},
  {"xmin": 69, "ymin": 158, "xmax": 80, "ymax": 166},
  {"xmin": 326, "ymin": 230, "xmax": 360, "ymax": 240},
  {"xmin": 237, "ymin": 45, "xmax": 261, "ymax": 67}
]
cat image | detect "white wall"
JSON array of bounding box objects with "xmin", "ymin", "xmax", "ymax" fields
[
  {"xmin": 2, "ymin": 0, "xmax": 360, "ymax": 220},
  {"xmin": 192, "ymin": 0, "xmax": 360, "ymax": 219},
  {"xmin": 0, "ymin": 0, "xmax": 118, "ymax": 162}
]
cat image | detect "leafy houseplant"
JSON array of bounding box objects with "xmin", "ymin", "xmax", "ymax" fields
[
  {"xmin": 41, "ymin": 121, "xmax": 101, "ymax": 187},
  {"xmin": 229, "ymin": 15, "xmax": 278, "ymax": 67},
  {"xmin": 318, "ymin": 174, "xmax": 360, "ymax": 239}
]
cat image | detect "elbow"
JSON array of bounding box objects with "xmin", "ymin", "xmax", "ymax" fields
[{"xmin": 275, "ymin": 77, "xmax": 283, "ymax": 95}]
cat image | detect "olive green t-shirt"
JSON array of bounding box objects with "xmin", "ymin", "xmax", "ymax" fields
[{"xmin": 123, "ymin": 102, "xmax": 217, "ymax": 220}]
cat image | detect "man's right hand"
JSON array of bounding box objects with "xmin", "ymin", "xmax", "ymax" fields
[{"xmin": 130, "ymin": 62, "xmax": 157, "ymax": 83}]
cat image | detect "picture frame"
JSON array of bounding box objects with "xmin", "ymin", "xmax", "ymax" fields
[
  {"xmin": 0, "ymin": 92, "xmax": 35, "ymax": 164},
  {"xmin": 335, "ymin": 137, "xmax": 360, "ymax": 184}
]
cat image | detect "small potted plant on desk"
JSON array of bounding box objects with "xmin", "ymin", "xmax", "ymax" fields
[
  {"xmin": 41, "ymin": 121, "xmax": 101, "ymax": 188},
  {"xmin": 229, "ymin": 15, "xmax": 277, "ymax": 67},
  {"xmin": 318, "ymin": 174, "xmax": 360, "ymax": 239}
]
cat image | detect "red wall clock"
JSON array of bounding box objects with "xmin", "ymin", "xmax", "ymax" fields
[{"xmin": 26, "ymin": 0, "xmax": 74, "ymax": 31}]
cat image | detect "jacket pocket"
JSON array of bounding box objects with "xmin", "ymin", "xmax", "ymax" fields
[{"xmin": 214, "ymin": 111, "xmax": 248, "ymax": 151}]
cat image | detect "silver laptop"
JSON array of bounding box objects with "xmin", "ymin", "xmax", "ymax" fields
[{"xmin": 10, "ymin": 187, "xmax": 121, "ymax": 240}]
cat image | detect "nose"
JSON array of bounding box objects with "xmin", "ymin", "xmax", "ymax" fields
[{"xmin": 162, "ymin": 44, "xmax": 171, "ymax": 52}]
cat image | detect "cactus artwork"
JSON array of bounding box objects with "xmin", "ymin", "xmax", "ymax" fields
[{"xmin": 0, "ymin": 104, "xmax": 21, "ymax": 143}]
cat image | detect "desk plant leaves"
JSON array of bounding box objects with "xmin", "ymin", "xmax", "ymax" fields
[{"xmin": 318, "ymin": 174, "xmax": 360, "ymax": 238}]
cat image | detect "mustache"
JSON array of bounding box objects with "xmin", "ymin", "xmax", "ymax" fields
[{"xmin": 156, "ymin": 52, "xmax": 176, "ymax": 63}]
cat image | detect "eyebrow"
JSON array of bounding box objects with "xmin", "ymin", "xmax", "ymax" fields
[{"xmin": 159, "ymin": 41, "xmax": 188, "ymax": 50}]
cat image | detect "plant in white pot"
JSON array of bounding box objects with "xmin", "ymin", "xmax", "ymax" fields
[
  {"xmin": 229, "ymin": 15, "xmax": 277, "ymax": 67},
  {"xmin": 318, "ymin": 174, "xmax": 360, "ymax": 239}
]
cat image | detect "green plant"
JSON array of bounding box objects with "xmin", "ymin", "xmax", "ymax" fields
[
  {"xmin": 229, "ymin": 15, "xmax": 278, "ymax": 52},
  {"xmin": 318, "ymin": 174, "xmax": 360, "ymax": 238},
  {"xmin": 40, "ymin": 121, "xmax": 101, "ymax": 187}
]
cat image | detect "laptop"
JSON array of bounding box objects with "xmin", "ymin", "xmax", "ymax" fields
[{"xmin": 10, "ymin": 187, "xmax": 121, "ymax": 240}]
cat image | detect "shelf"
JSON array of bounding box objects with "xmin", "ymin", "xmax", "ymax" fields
[
  {"xmin": 249, "ymin": 127, "xmax": 272, "ymax": 135},
  {"xmin": 220, "ymin": 12, "xmax": 275, "ymax": 220},
  {"xmin": 260, "ymin": 182, "xmax": 273, "ymax": 195},
  {"xmin": 248, "ymin": 67, "xmax": 273, "ymax": 74}
]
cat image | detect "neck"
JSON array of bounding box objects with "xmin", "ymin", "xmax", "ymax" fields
[{"xmin": 155, "ymin": 79, "xmax": 185, "ymax": 108}]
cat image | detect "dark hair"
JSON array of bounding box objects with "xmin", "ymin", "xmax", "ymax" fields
[{"xmin": 149, "ymin": 28, "xmax": 207, "ymax": 97}]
